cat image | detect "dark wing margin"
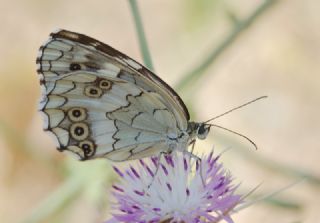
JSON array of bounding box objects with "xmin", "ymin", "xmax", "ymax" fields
[{"xmin": 43, "ymin": 29, "xmax": 190, "ymax": 121}]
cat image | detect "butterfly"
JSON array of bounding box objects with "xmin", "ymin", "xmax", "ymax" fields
[{"xmin": 37, "ymin": 29, "xmax": 252, "ymax": 162}]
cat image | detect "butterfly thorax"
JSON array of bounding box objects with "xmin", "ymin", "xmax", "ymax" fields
[{"xmin": 165, "ymin": 129, "xmax": 190, "ymax": 152}]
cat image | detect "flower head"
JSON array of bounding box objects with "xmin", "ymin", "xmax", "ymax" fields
[{"xmin": 107, "ymin": 151, "xmax": 242, "ymax": 223}]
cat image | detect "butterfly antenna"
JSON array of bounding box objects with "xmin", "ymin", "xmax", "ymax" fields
[
  {"xmin": 204, "ymin": 96, "xmax": 268, "ymax": 124},
  {"xmin": 209, "ymin": 124, "xmax": 258, "ymax": 150}
]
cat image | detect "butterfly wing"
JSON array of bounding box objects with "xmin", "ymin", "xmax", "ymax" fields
[
  {"xmin": 36, "ymin": 29, "xmax": 189, "ymax": 161},
  {"xmin": 38, "ymin": 71, "xmax": 179, "ymax": 161},
  {"xmin": 37, "ymin": 29, "xmax": 189, "ymax": 129}
]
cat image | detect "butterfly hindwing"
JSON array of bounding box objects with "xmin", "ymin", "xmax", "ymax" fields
[{"xmin": 38, "ymin": 70, "xmax": 179, "ymax": 160}]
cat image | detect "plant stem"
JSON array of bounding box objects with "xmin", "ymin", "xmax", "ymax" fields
[
  {"xmin": 176, "ymin": 0, "xmax": 277, "ymax": 91},
  {"xmin": 128, "ymin": 0, "xmax": 155, "ymax": 71}
]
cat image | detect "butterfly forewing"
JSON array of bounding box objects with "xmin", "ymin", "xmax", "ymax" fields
[
  {"xmin": 37, "ymin": 29, "xmax": 190, "ymax": 161},
  {"xmin": 37, "ymin": 30, "xmax": 189, "ymax": 123}
]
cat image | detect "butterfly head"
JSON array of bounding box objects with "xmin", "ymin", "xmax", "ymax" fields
[
  {"xmin": 197, "ymin": 123, "xmax": 211, "ymax": 140},
  {"xmin": 188, "ymin": 122, "xmax": 211, "ymax": 140}
]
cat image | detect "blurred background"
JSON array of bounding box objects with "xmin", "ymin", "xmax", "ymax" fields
[{"xmin": 0, "ymin": 0, "xmax": 319, "ymax": 222}]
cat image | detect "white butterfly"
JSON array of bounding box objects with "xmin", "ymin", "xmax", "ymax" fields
[{"xmin": 36, "ymin": 29, "xmax": 214, "ymax": 161}]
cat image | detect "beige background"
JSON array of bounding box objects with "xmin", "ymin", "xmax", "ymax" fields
[{"xmin": 0, "ymin": 0, "xmax": 319, "ymax": 222}]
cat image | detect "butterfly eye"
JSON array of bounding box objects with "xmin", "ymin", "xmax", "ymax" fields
[
  {"xmin": 197, "ymin": 124, "xmax": 210, "ymax": 140},
  {"xmin": 84, "ymin": 86, "xmax": 103, "ymax": 98},
  {"xmin": 70, "ymin": 122, "xmax": 89, "ymax": 141},
  {"xmin": 79, "ymin": 140, "xmax": 95, "ymax": 157},
  {"xmin": 67, "ymin": 107, "xmax": 87, "ymax": 122},
  {"xmin": 198, "ymin": 125, "xmax": 205, "ymax": 134},
  {"xmin": 99, "ymin": 79, "xmax": 112, "ymax": 90}
]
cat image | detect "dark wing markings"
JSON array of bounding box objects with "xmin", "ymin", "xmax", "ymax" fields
[
  {"xmin": 111, "ymin": 120, "xmax": 120, "ymax": 151},
  {"xmin": 152, "ymin": 108, "xmax": 168, "ymax": 115},
  {"xmin": 49, "ymin": 29, "xmax": 190, "ymax": 121},
  {"xmin": 134, "ymin": 132, "xmax": 141, "ymax": 141},
  {"xmin": 130, "ymin": 111, "xmax": 143, "ymax": 125}
]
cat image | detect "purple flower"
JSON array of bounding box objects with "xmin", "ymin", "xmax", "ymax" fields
[{"xmin": 106, "ymin": 151, "xmax": 242, "ymax": 223}]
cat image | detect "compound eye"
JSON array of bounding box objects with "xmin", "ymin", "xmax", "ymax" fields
[{"xmin": 197, "ymin": 124, "xmax": 210, "ymax": 140}]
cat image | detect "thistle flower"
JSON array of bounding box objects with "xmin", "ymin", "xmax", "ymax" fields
[{"xmin": 107, "ymin": 151, "xmax": 242, "ymax": 223}]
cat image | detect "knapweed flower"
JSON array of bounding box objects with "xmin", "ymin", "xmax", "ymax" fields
[{"xmin": 107, "ymin": 151, "xmax": 242, "ymax": 223}]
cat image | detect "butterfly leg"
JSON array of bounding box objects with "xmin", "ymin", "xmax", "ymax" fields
[
  {"xmin": 188, "ymin": 139, "xmax": 196, "ymax": 162},
  {"xmin": 187, "ymin": 140, "xmax": 206, "ymax": 186},
  {"xmin": 184, "ymin": 150, "xmax": 205, "ymax": 187},
  {"xmin": 147, "ymin": 151, "xmax": 171, "ymax": 189}
]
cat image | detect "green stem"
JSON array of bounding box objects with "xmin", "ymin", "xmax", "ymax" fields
[
  {"xmin": 128, "ymin": 0, "xmax": 155, "ymax": 71},
  {"xmin": 176, "ymin": 0, "xmax": 277, "ymax": 91}
]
